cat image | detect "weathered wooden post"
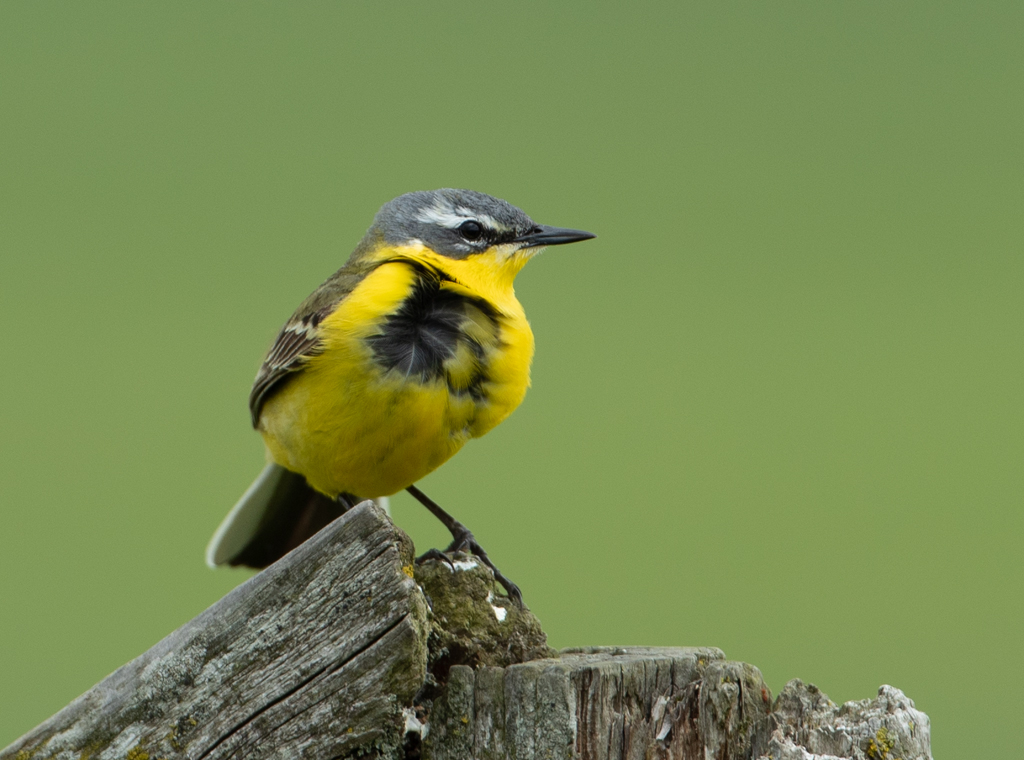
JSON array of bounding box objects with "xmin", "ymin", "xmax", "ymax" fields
[{"xmin": 2, "ymin": 503, "xmax": 932, "ymax": 760}]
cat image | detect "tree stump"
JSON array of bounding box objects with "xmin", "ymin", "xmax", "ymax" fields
[{"xmin": 1, "ymin": 502, "xmax": 932, "ymax": 760}]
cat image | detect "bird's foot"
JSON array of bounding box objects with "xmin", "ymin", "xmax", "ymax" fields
[
  {"xmin": 414, "ymin": 524, "xmax": 524, "ymax": 609},
  {"xmin": 447, "ymin": 522, "xmax": 524, "ymax": 608},
  {"xmin": 405, "ymin": 486, "xmax": 525, "ymax": 608},
  {"xmin": 442, "ymin": 522, "xmax": 475, "ymax": 554}
]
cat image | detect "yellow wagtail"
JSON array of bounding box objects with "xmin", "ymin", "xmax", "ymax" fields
[{"xmin": 206, "ymin": 189, "xmax": 595, "ymax": 605}]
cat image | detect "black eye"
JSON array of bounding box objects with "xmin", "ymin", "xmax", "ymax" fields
[{"xmin": 458, "ymin": 220, "xmax": 483, "ymax": 241}]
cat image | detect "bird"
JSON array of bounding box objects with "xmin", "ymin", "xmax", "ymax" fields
[{"xmin": 205, "ymin": 188, "xmax": 595, "ymax": 606}]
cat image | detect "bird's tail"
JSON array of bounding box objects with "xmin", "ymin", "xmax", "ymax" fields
[{"xmin": 206, "ymin": 463, "xmax": 351, "ymax": 569}]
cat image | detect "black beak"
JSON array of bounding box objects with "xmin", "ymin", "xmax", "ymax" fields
[{"xmin": 513, "ymin": 224, "xmax": 597, "ymax": 248}]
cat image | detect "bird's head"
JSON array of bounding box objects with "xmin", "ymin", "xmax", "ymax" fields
[{"xmin": 361, "ymin": 189, "xmax": 595, "ymax": 283}]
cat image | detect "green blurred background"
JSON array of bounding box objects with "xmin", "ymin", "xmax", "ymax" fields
[{"xmin": 1, "ymin": 2, "xmax": 1020, "ymax": 755}]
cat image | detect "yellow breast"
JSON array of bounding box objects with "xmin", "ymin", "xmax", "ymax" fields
[{"xmin": 257, "ymin": 245, "xmax": 535, "ymax": 499}]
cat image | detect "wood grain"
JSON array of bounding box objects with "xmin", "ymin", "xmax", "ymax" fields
[
  {"xmin": 2, "ymin": 503, "xmax": 932, "ymax": 760},
  {"xmin": 2, "ymin": 502, "xmax": 427, "ymax": 760}
]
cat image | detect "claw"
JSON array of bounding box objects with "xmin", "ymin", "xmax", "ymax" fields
[
  {"xmin": 415, "ymin": 547, "xmax": 454, "ymax": 570},
  {"xmin": 462, "ymin": 538, "xmax": 525, "ymax": 609}
]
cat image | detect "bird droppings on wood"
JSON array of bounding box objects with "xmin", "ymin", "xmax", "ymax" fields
[{"xmin": 1, "ymin": 503, "xmax": 933, "ymax": 760}]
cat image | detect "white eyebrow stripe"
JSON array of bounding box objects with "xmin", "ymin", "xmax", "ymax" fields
[
  {"xmin": 416, "ymin": 205, "xmax": 470, "ymax": 228},
  {"xmin": 415, "ymin": 204, "xmax": 510, "ymax": 232}
]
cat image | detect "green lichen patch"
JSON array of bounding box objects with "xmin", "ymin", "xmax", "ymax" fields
[{"xmin": 415, "ymin": 554, "xmax": 554, "ymax": 684}]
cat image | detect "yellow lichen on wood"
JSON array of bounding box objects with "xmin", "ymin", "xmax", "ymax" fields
[{"xmin": 866, "ymin": 726, "xmax": 897, "ymax": 759}]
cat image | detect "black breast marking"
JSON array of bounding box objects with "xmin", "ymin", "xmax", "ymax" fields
[{"xmin": 366, "ymin": 267, "xmax": 499, "ymax": 397}]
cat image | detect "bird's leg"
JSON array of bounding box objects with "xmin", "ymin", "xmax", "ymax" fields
[
  {"xmin": 406, "ymin": 484, "xmax": 524, "ymax": 608},
  {"xmin": 336, "ymin": 492, "xmax": 358, "ymax": 512}
]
